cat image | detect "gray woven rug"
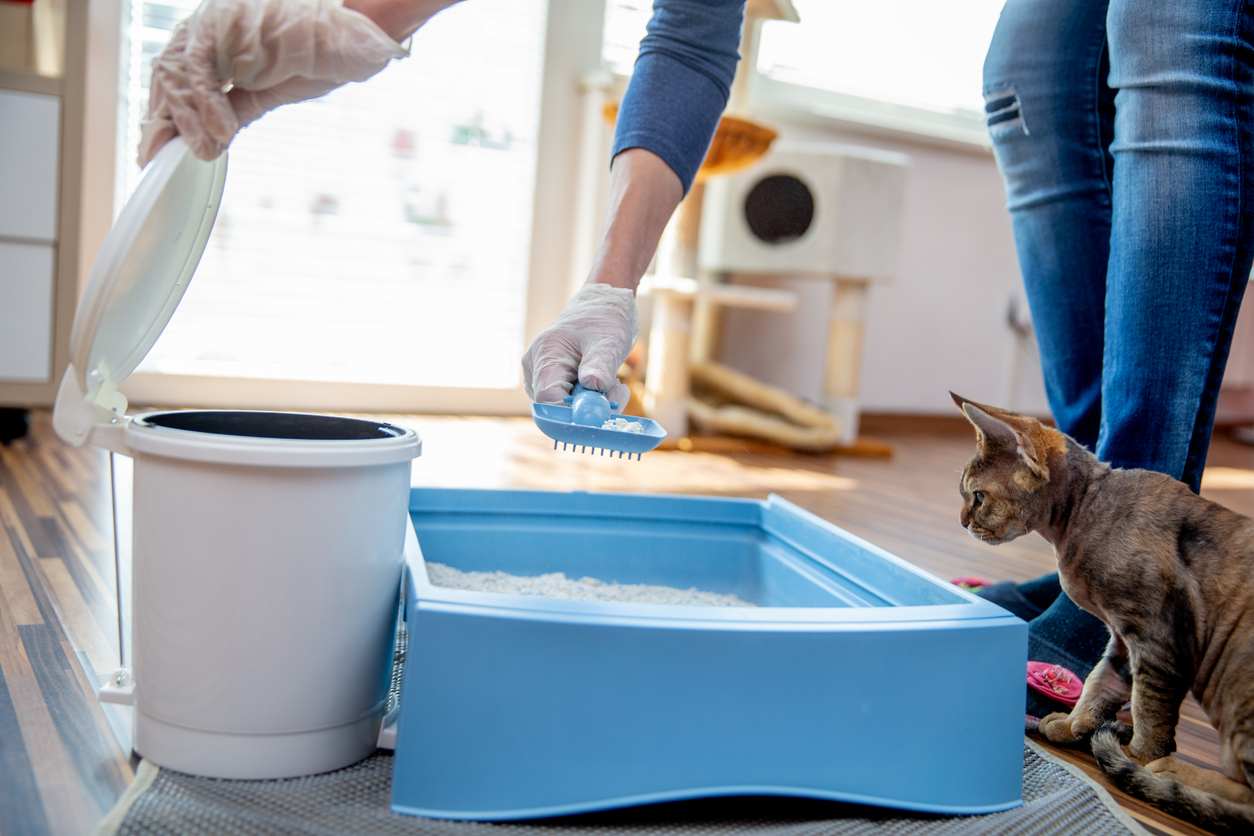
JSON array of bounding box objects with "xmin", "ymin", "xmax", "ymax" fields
[
  {"xmin": 97, "ymin": 629, "xmax": 1143, "ymax": 835},
  {"xmin": 97, "ymin": 741, "xmax": 1143, "ymax": 835}
]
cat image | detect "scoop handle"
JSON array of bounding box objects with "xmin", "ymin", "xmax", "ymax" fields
[{"xmin": 567, "ymin": 384, "xmax": 615, "ymax": 427}]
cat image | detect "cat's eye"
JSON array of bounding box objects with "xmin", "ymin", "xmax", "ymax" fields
[{"xmin": 972, "ymin": 490, "xmax": 986, "ymax": 508}]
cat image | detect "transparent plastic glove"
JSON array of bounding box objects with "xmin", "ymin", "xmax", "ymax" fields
[
  {"xmin": 139, "ymin": 0, "xmax": 408, "ymax": 166},
  {"xmin": 522, "ymin": 284, "xmax": 637, "ymax": 407}
]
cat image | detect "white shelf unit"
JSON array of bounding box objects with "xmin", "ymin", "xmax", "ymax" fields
[
  {"xmin": 0, "ymin": 12, "xmax": 88, "ymax": 408},
  {"xmin": 0, "ymin": 85, "xmax": 60, "ymax": 383}
]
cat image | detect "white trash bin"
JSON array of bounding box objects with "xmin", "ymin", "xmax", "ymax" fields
[{"xmin": 52, "ymin": 138, "xmax": 421, "ymax": 779}]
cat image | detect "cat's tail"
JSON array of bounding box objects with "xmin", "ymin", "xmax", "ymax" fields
[{"xmin": 1091, "ymin": 725, "xmax": 1254, "ymax": 835}]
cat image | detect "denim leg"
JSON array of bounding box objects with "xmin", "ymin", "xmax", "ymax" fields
[
  {"xmin": 1100, "ymin": 0, "xmax": 1254, "ymax": 492},
  {"xmin": 984, "ymin": 2, "xmax": 1116, "ymax": 714},
  {"xmin": 984, "ymin": 0, "xmax": 1114, "ymax": 450}
]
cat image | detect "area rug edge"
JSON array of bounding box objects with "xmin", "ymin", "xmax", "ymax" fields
[
  {"xmin": 1025, "ymin": 738, "xmax": 1148, "ymax": 835},
  {"xmin": 95, "ymin": 759, "xmax": 158, "ymax": 836}
]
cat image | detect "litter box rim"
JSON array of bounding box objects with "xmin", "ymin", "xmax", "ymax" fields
[{"xmin": 405, "ymin": 489, "xmax": 1020, "ymax": 628}]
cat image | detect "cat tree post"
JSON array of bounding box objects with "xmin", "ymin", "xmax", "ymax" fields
[
  {"xmin": 656, "ymin": 181, "xmax": 724, "ymax": 367},
  {"xmin": 643, "ymin": 283, "xmax": 693, "ymax": 438},
  {"xmin": 825, "ymin": 277, "xmax": 870, "ymax": 442}
]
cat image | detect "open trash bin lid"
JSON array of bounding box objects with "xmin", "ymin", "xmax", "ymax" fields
[{"xmin": 54, "ymin": 137, "xmax": 227, "ymax": 446}]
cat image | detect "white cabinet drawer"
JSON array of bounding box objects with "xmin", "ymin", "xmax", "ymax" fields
[
  {"xmin": 0, "ymin": 240, "xmax": 55, "ymax": 381},
  {"xmin": 0, "ymin": 89, "xmax": 60, "ymax": 243}
]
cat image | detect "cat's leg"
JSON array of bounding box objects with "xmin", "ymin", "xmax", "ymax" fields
[
  {"xmin": 1146, "ymin": 757, "xmax": 1254, "ymax": 804},
  {"xmin": 1040, "ymin": 635, "xmax": 1131, "ymax": 744},
  {"xmin": 1125, "ymin": 646, "xmax": 1190, "ymax": 764},
  {"xmin": 1235, "ymin": 733, "xmax": 1254, "ymax": 791}
]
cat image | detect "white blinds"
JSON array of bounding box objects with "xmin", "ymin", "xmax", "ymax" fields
[{"xmin": 116, "ymin": 0, "xmax": 548, "ymax": 389}]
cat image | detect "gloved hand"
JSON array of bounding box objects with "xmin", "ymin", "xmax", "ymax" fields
[
  {"xmin": 522, "ymin": 284, "xmax": 637, "ymax": 407},
  {"xmin": 139, "ymin": 0, "xmax": 408, "ymax": 166}
]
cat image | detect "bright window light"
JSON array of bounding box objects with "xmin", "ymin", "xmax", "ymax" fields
[
  {"xmin": 757, "ymin": 1, "xmax": 1004, "ymax": 118},
  {"xmin": 604, "ymin": 1, "xmax": 1004, "ymax": 123},
  {"xmin": 119, "ymin": 0, "xmax": 546, "ymax": 388}
]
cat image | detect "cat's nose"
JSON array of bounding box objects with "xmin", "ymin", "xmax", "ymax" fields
[{"xmin": 960, "ymin": 507, "xmax": 972, "ymax": 528}]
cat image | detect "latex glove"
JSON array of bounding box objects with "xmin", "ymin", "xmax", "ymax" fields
[
  {"xmin": 139, "ymin": 0, "xmax": 408, "ymax": 166},
  {"xmin": 522, "ymin": 284, "xmax": 637, "ymax": 407}
]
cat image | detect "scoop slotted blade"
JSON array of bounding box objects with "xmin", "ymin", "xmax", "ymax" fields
[{"xmin": 532, "ymin": 385, "xmax": 666, "ymax": 460}]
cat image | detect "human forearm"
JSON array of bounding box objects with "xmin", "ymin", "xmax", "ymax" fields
[
  {"xmin": 587, "ymin": 148, "xmax": 684, "ymax": 292},
  {"xmin": 343, "ymin": 0, "xmax": 462, "ymax": 40},
  {"xmin": 610, "ymin": 0, "xmax": 744, "ymax": 192}
]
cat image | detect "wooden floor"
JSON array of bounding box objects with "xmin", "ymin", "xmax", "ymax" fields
[{"xmin": 4, "ymin": 410, "xmax": 1253, "ymax": 835}]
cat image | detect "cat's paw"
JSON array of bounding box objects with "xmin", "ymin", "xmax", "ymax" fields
[
  {"xmin": 1147, "ymin": 756, "xmax": 1182, "ymax": 776},
  {"xmin": 1128, "ymin": 735, "xmax": 1171, "ymax": 766},
  {"xmin": 1039, "ymin": 712, "xmax": 1090, "ymax": 745}
]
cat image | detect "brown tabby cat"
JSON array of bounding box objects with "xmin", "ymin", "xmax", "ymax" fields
[{"xmin": 951, "ymin": 392, "xmax": 1254, "ymax": 833}]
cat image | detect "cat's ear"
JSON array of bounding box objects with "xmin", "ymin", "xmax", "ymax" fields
[
  {"xmin": 958, "ymin": 401, "xmax": 1018, "ymax": 450},
  {"xmin": 954, "ymin": 397, "xmax": 1050, "ymax": 480}
]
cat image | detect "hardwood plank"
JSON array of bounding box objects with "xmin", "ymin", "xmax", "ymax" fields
[
  {"xmin": 18, "ymin": 624, "xmax": 130, "ymax": 816},
  {"xmin": 38, "ymin": 558, "xmax": 117, "ymax": 678},
  {"xmin": 35, "ymin": 447, "xmax": 77, "ymax": 500},
  {"xmin": 0, "ymin": 472, "xmax": 131, "ymax": 832},
  {"xmin": 3, "ymin": 526, "xmax": 59, "ymax": 629},
  {"xmin": 59, "ymin": 500, "xmax": 108, "ymax": 554},
  {"xmin": 0, "ymin": 489, "xmax": 40, "ymax": 563},
  {"xmin": 38, "ymin": 515, "xmax": 113, "ymax": 615},
  {"xmin": 0, "ymin": 524, "xmax": 41, "ymax": 626},
  {"xmin": 0, "ymin": 447, "xmax": 54, "ymax": 517},
  {"xmin": 0, "ymin": 667, "xmax": 52, "ymax": 836},
  {"xmin": 0, "ymin": 576, "xmax": 101, "ymax": 836}
]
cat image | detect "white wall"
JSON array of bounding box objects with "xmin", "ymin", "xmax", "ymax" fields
[{"xmin": 717, "ymin": 121, "xmax": 1050, "ymax": 416}]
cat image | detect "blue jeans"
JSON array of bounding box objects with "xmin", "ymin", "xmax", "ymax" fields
[
  {"xmin": 982, "ymin": 0, "xmax": 1254, "ymax": 689},
  {"xmin": 986, "ymin": 0, "xmax": 1254, "ymax": 484}
]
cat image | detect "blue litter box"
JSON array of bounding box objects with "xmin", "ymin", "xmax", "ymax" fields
[{"xmin": 390, "ymin": 489, "xmax": 1027, "ymax": 821}]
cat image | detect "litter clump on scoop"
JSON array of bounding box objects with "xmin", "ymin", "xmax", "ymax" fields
[
  {"xmin": 426, "ymin": 563, "xmax": 755, "ymax": 607},
  {"xmin": 600, "ymin": 417, "xmax": 645, "ymax": 433}
]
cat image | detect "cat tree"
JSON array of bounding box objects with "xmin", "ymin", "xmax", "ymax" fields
[{"xmin": 578, "ymin": 1, "xmax": 906, "ymax": 455}]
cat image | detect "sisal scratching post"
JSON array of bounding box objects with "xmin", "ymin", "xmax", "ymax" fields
[
  {"xmin": 642, "ymin": 284, "xmax": 694, "ymax": 437},
  {"xmin": 825, "ymin": 278, "xmax": 870, "ymax": 442}
]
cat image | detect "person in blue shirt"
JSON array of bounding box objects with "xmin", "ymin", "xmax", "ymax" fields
[{"xmin": 146, "ymin": 0, "xmax": 1254, "ymax": 723}]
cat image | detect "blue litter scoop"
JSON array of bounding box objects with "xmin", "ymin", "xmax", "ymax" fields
[{"xmin": 532, "ymin": 385, "xmax": 667, "ymax": 460}]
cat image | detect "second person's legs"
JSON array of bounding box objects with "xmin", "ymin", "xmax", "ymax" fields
[
  {"xmin": 984, "ymin": 0, "xmax": 1115, "ymax": 717},
  {"xmin": 1099, "ymin": 0, "xmax": 1254, "ymax": 492}
]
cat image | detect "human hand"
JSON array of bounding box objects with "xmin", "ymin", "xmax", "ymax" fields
[
  {"xmin": 139, "ymin": 0, "xmax": 408, "ymax": 166},
  {"xmin": 521, "ymin": 284, "xmax": 637, "ymax": 407}
]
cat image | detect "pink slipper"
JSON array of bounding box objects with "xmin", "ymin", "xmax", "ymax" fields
[
  {"xmin": 1026, "ymin": 661, "xmax": 1082, "ymax": 708},
  {"xmin": 951, "ymin": 576, "xmax": 993, "ymax": 590}
]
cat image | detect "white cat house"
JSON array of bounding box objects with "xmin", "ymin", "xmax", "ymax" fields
[{"xmin": 698, "ymin": 141, "xmax": 908, "ymax": 441}]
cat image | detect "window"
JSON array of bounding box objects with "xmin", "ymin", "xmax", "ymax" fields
[
  {"xmin": 602, "ymin": 1, "xmax": 1004, "ymax": 143},
  {"xmin": 118, "ymin": 1, "xmax": 547, "ymax": 390},
  {"xmin": 756, "ymin": 1, "xmax": 1003, "ymax": 121}
]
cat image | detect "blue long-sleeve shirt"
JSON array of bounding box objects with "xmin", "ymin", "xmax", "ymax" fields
[{"xmin": 612, "ymin": 0, "xmax": 746, "ymax": 193}]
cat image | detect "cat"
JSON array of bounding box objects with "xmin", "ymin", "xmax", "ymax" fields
[{"xmin": 951, "ymin": 392, "xmax": 1254, "ymax": 834}]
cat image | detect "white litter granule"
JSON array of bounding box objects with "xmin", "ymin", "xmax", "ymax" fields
[
  {"xmin": 426, "ymin": 563, "xmax": 755, "ymax": 607},
  {"xmin": 601, "ymin": 417, "xmax": 645, "ymax": 433}
]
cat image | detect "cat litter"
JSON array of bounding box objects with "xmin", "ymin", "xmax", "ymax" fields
[
  {"xmin": 600, "ymin": 417, "xmax": 646, "ymax": 433},
  {"xmin": 426, "ymin": 562, "xmax": 754, "ymax": 607}
]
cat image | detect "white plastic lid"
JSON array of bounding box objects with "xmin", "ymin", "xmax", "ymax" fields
[{"xmin": 54, "ymin": 138, "xmax": 227, "ymax": 445}]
